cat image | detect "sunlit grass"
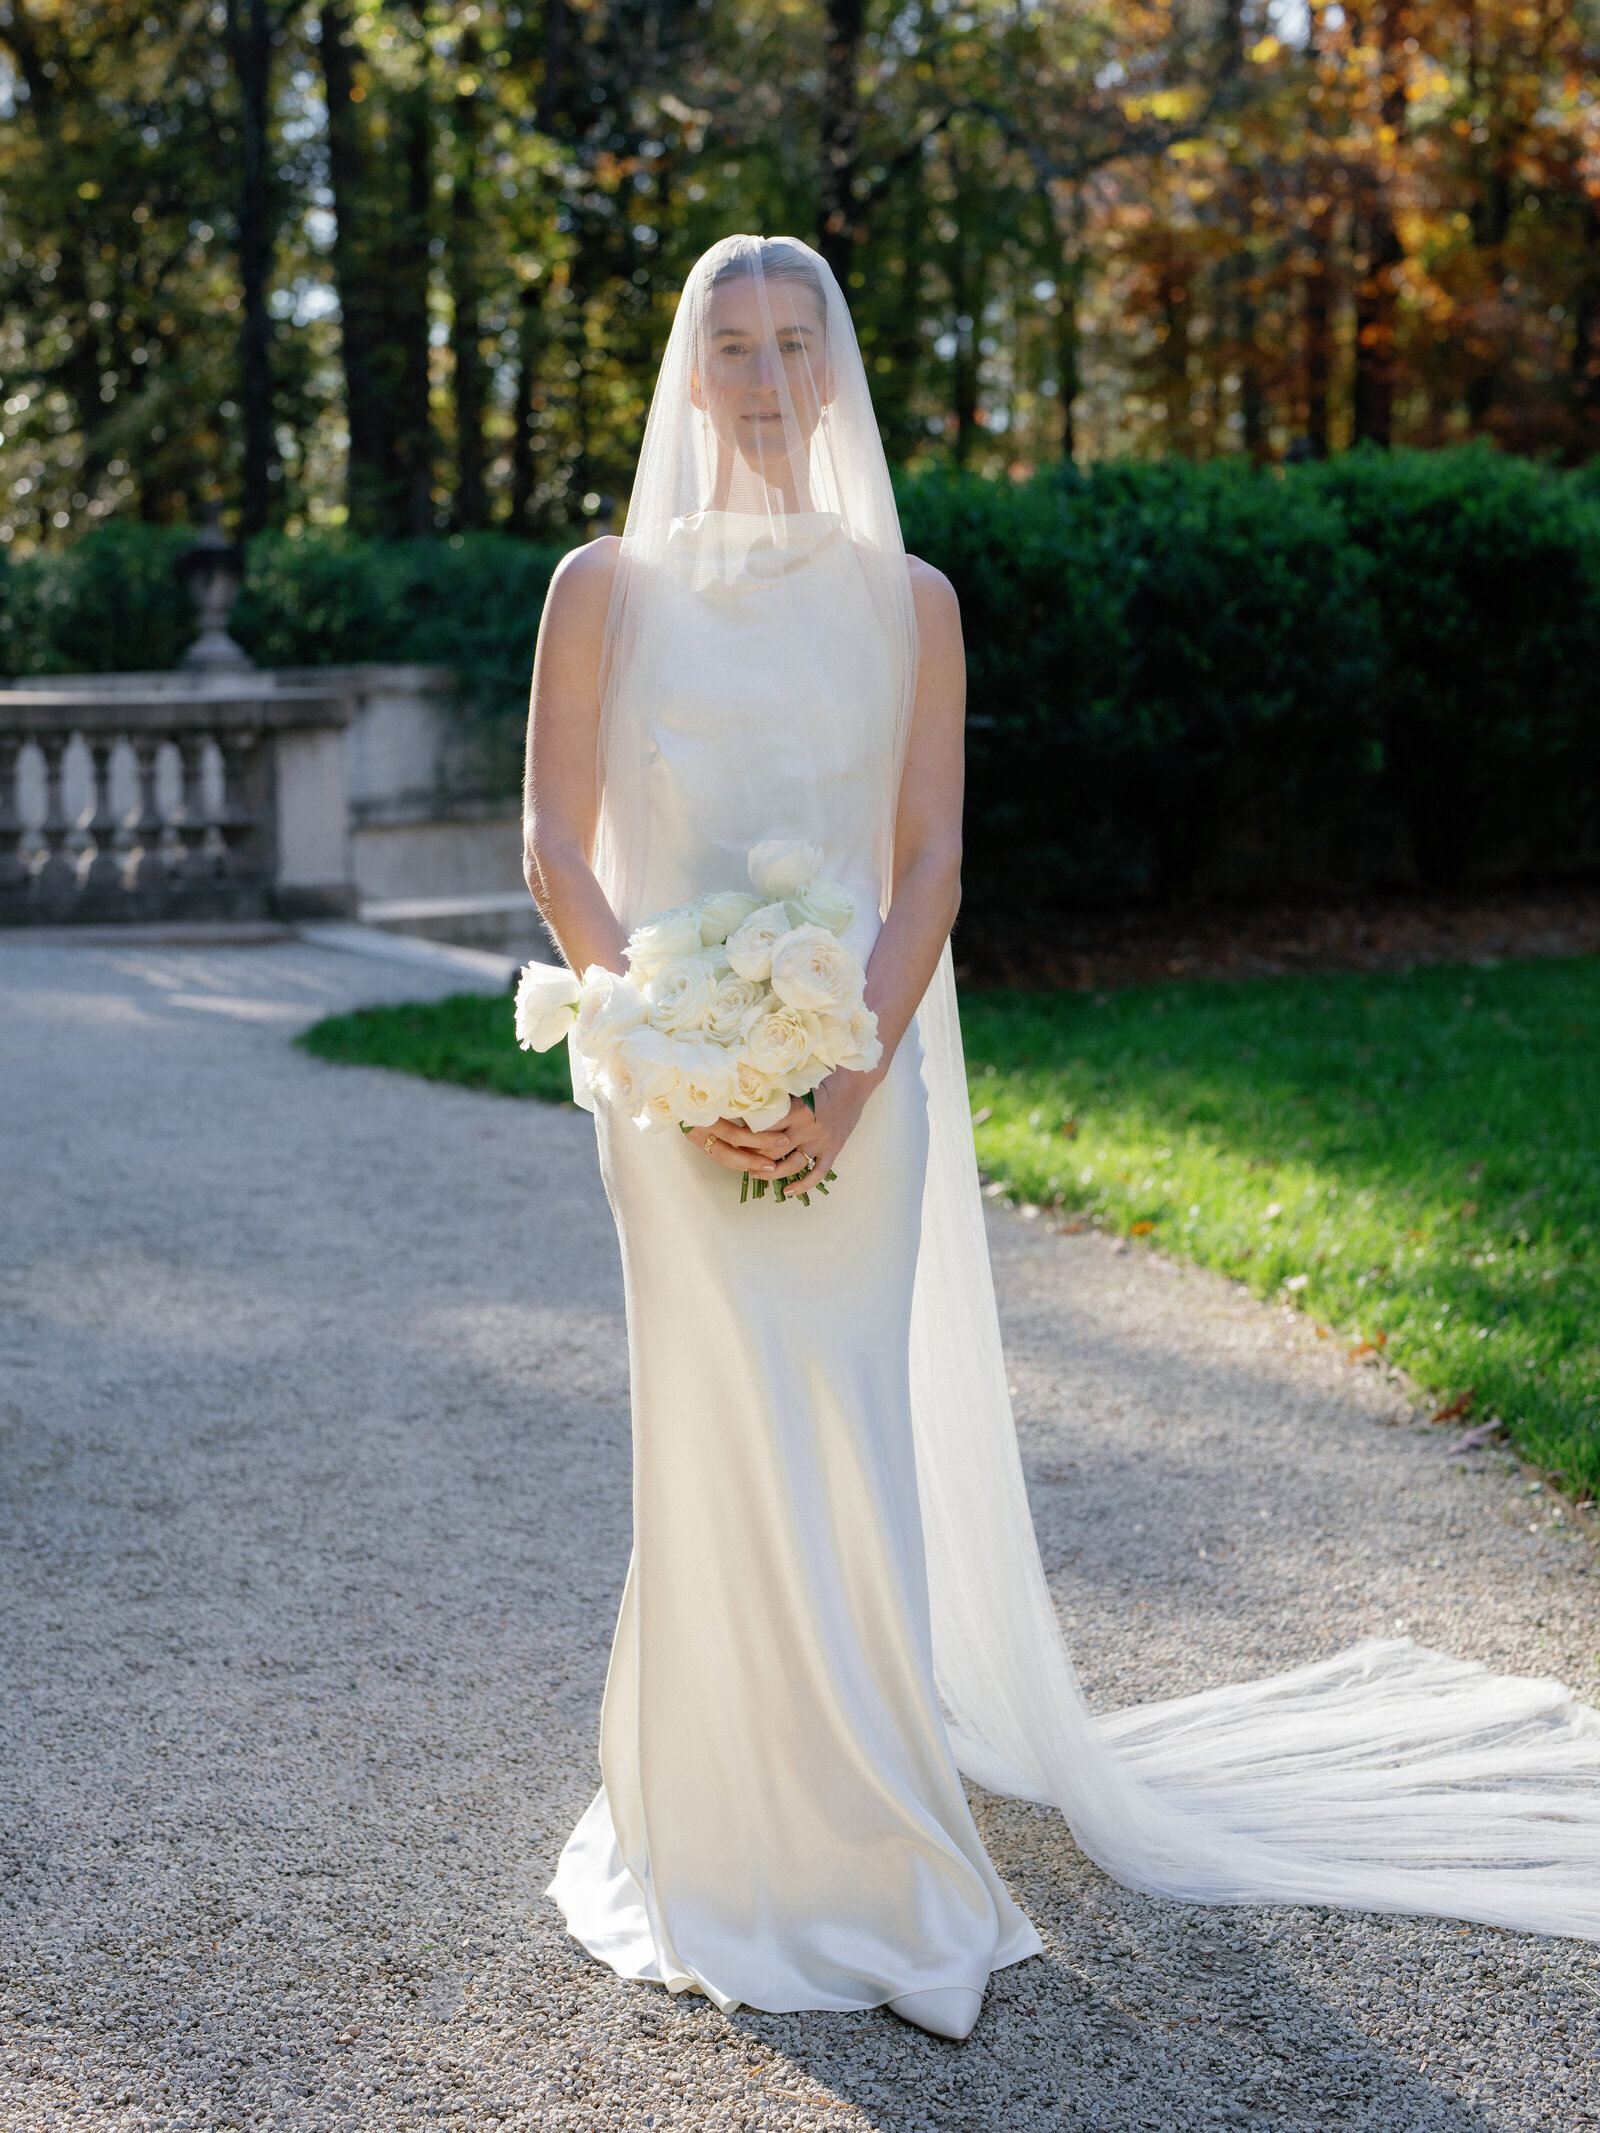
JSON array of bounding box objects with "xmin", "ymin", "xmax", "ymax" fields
[
  {"xmin": 960, "ymin": 958, "xmax": 1600, "ymax": 1496},
  {"xmin": 297, "ymin": 990, "xmax": 573, "ymax": 1103}
]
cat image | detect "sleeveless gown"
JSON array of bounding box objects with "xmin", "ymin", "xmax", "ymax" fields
[{"xmin": 549, "ymin": 511, "xmax": 1043, "ymax": 2012}]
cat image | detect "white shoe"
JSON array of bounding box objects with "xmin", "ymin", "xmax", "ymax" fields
[{"xmin": 888, "ymin": 1987, "xmax": 983, "ymax": 2041}]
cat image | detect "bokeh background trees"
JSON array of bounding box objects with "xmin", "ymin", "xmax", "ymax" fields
[{"xmin": 4, "ymin": 0, "xmax": 1599, "ymax": 553}]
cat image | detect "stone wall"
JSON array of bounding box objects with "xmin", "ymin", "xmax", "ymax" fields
[{"xmin": 2, "ymin": 663, "xmax": 529, "ymax": 927}]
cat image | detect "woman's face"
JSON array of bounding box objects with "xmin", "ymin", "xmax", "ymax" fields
[{"xmin": 692, "ymin": 275, "xmax": 829, "ymax": 486}]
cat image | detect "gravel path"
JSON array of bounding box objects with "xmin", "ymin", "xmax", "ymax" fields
[{"xmin": 3, "ymin": 938, "xmax": 1594, "ymax": 2133}]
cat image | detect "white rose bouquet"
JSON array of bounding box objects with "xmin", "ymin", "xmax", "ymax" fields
[{"xmin": 513, "ymin": 838, "xmax": 881, "ymax": 1204}]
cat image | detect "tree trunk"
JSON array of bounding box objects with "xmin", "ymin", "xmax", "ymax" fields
[
  {"xmin": 510, "ymin": 281, "xmax": 546, "ymax": 531},
  {"xmin": 225, "ymin": 0, "xmax": 274, "ymax": 532},
  {"xmin": 880, "ymin": 172, "xmax": 927, "ymax": 465},
  {"xmin": 318, "ymin": 0, "xmax": 434, "ymax": 538},
  {"xmin": 319, "ymin": 0, "xmax": 392, "ymax": 533},
  {"xmin": 946, "ymin": 220, "xmax": 981, "ymax": 470},
  {"xmin": 1161, "ymin": 254, "xmax": 1193, "ymax": 456},
  {"xmin": 1303, "ymin": 199, "xmax": 1334, "ymax": 457},
  {"xmin": 1569, "ymin": 201, "xmax": 1600, "ymax": 459},
  {"xmin": 450, "ymin": 27, "xmax": 487, "ymax": 529},
  {"xmin": 817, "ymin": 0, "xmax": 863, "ymax": 288},
  {"xmin": 1215, "ymin": 184, "xmax": 1265, "ymax": 461},
  {"xmin": 397, "ymin": 85, "xmax": 436, "ymax": 538},
  {"xmin": 1353, "ymin": 209, "xmax": 1402, "ymax": 446},
  {"xmin": 1056, "ymin": 264, "xmax": 1081, "ymax": 462},
  {"xmin": 535, "ymin": 0, "xmax": 569, "ymax": 134},
  {"xmin": 53, "ymin": 241, "xmax": 106, "ymax": 502},
  {"xmin": 1466, "ymin": 136, "xmax": 1515, "ymax": 431},
  {"xmin": 4, "ymin": 8, "xmax": 108, "ymax": 519},
  {"xmin": 1234, "ymin": 200, "xmax": 1266, "ymax": 460},
  {"xmin": 952, "ymin": 321, "xmax": 978, "ymax": 468},
  {"xmin": 1352, "ymin": 1, "xmax": 1406, "ymax": 447}
]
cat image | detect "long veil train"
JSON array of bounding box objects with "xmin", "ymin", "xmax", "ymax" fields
[{"xmin": 914, "ymin": 945, "xmax": 1600, "ymax": 1939}]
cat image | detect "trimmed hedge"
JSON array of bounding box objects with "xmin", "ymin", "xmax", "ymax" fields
[
  {"xmin": 0, "ymin": 520, "xmax": 197, "ymax": 675},
  {"xmin": 1307, "ymin": 448, "xmax": 1600, "ymax": 894},
  {"xmin": 899, "ymin": 443, "xmax": 1600, "ymax": 913},
  {"xmin": 5, "ymin": 446, "xmax": 1598, "ymax": 908},
  {"xmin": 900, "ymin": 458, "xmax": 1382, "ymax": 908}
]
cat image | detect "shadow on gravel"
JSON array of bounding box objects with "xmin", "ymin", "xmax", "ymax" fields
[{"xmin": 739, "ymin": 1872, "xmax": 1506, "ymax": 2133}]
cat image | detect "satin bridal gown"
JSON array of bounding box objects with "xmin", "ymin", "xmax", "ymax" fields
[
  {"xmin": 549, "ymin": 510, "xmax": 1042, "ymax": 2012},
  {"xmin": 543, "ymin": 231, "xmax": 1600, "ymax": 2037}
]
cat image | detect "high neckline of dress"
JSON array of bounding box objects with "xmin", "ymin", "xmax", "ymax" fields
[{"xmin": 667, "ymin": 508, "xmax": 844, "ymax": 592}]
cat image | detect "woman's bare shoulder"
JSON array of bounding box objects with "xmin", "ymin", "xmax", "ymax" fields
[
  {"xmin": 904, "ymin": 553, "xmax": 961, "ymax": 640},
  {"xmin": 543, "ymin": 535, "xmax": 623, "ymax": 641}
]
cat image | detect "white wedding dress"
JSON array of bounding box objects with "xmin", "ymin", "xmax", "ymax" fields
[
  {"xmin": 547, "ymin": 236, "xmax": 1600, "ymax": 2018},
  {"xmin": 551, "ymin": 506, "xmax": 1043, "ymax": 2009}
]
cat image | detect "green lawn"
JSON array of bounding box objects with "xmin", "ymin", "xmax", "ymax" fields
[
  {"xmin": 962, "ymin": 958, "xmax": 1600, "ymax": 1497},
  {"xmin": 298, "ymin": 958, "xmax": 1600, "ymax": 1496},
  {"xmin": 297, "ymin": 989, "xmax": 574, "ymax": 1104}
]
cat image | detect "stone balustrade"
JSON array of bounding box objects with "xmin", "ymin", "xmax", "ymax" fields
[{"xmin": 0, "ymin": 681, "xmax": 359, "ymax": 924}]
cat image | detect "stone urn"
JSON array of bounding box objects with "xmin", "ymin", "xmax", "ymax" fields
[{"xmin": 174, "ymin": 506, "xmax": 255, "ymax": 672}]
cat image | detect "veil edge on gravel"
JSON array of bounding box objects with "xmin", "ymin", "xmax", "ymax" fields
[{"xmin": 587, "ymin": 233, "xmax": 1600, "ymax": 1942}]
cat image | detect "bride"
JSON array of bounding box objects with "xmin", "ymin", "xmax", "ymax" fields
[{"xmin": 522, "ymin": 233, "xmax": 1600, "ymax": 2041}]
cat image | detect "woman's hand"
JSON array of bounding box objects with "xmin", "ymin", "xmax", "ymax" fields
[{"xmin": 683, "ymin": 1072, "xmax": 877, "ymax": 1199}]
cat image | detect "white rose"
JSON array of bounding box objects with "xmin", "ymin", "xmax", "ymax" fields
[
  {"xmin": 812, "ymin": 1002, "xmax": 882, "ymax": 1075},
  {"xmin": 695, "ymin": 888, "xmax": 763, "ymax": 946},
  {"xmin": 625, "ymin": 905, "xmax": 703, "ymax": 977},
  {"xmin": 726, "ymin": 1056, "xmax": 794, "ymax": 1133},
  {"xmin": 634, "ymin": 1090, "xmax": 682, "ymax": 1134},
  {"xmin": 704, "ymin": 971, "xmax": 766, "ymax": 1044},
  {"xmin": 514, "ymin": 961, "xmax": 583, "ymax": 1052},
  {"xmin": 725, "ymin": 901, "xmax": 797, "ymax": 982},
  {"xmin": 742, "ymin": 1000, "xmax": 824, "ymax": 1093},
  {"xmin": 784, "ymin": 874, "xmax": 857, "ymax": 937},
  {"xmin": 571, "ymin": 965, "xmax": 646, "ymax": 1064},
  {"xmin": 643, "ymin": 953, "xmax": 721, "ymax": 1034},
  {"xmin": 670, "ymin": 1040, "xmax": 738, "ymax": 1128},
  {"xmin": 598, "ymin": 1026, "xmax": 681, "ymax": 1121},
  {"xmin": 768, "ymin": 924, "xmax": 866, "ymax": 1015},
  {"xmin": 747, "ymin": 838, "xmax": 824, "ymax": 900}
]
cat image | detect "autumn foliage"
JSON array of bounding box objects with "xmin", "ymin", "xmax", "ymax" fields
[{"xmin": 2, "ymin": 0, "xmax": 1599, "ymax": 550}]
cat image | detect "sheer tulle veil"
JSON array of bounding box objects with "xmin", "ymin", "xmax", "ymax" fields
[
  {"xmin": 591, "ymin": 232, "xmax": 915, "ymax": 942},
  {"xmin": 584, "ymin": 232, "xmax": 1600, "ymax": 1941}
]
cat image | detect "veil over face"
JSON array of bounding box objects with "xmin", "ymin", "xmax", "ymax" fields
[{"xmin": 593, "ymin": 235, "xmax": 917, "ymax": 935}]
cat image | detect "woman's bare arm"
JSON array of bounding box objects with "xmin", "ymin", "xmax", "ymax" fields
[
  {"xmin": 857, "ymin": 555, "xmax": 967, "ymax": 1079},
  {"xmin": 522, "ymin": 537, "xmax": 630, "ymax": 977}
]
